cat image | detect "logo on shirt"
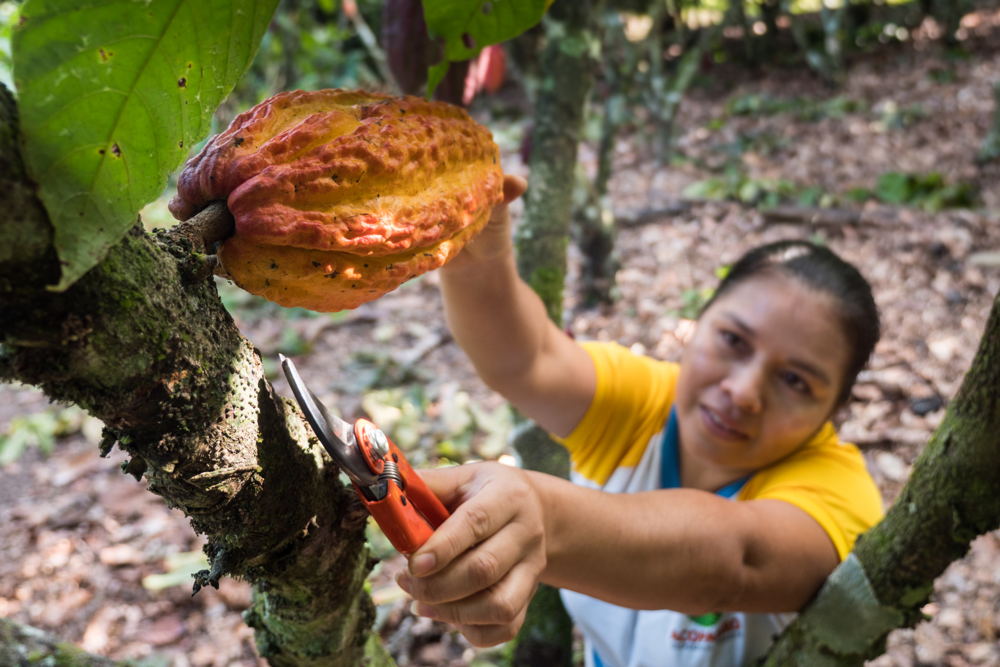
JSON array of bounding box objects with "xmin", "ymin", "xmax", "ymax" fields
[
  {"xmin": 688, "ymin": 612, "xmax": 722, "ymax": 627},
  {"xmin": 672, "ymin": 615, "xmax": 742, "ymax": 645}
]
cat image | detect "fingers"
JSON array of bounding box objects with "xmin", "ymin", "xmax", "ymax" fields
[
  {"xmin": 398, "ymin": 462, "xmax": 546, "ymax": 648},
  {"xmin": 455, "ymin": 619, "xmax": 527, "ymax": 648},
  {"xmin": 399, "ymin": 519, "xmax": 541, "ymax": 604},
  {"xmin": 502, "ymin": 173, "xmax": 528, "ymax": 204},
  {"xmin": 414, "ymin": 466, "xmax": 477, "ymax": 509},
  {"xmin": 409, "ymin": 559, "xmax": 540, "ymax": 627},
  {"xmin": 487, "ymin": 174, "xmax": 527, "ymax": 226},
  {"xmin": 407, "ymin": 471, "xmax": 519, "ymax": 578},
  {"xmin": 409, "ymin": 561, "xmax": 539, "ymax": 648}
]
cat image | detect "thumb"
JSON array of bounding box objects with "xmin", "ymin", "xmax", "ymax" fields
[
  {"xmin": 502, "ymin": 173, "xmax": 528, "ymax": 204},
  {"xmin": 416, "ymin": 465, "xmax": 476, "ymax": 510}
]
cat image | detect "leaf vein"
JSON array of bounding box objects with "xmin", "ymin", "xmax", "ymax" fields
[{"xmin": 89, "ymin": 0, "xmax": 186, "ymax": 200}]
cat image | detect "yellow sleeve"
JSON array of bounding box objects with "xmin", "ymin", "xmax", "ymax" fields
[
  {"xmin": 555, "ymin": 342, "xmax": 679, "ymax": 486},
  {"xmin": 738, "ymin": 424, "xmax": 885, "ymax": 560}
]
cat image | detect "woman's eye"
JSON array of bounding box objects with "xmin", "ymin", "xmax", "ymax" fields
[
  {"xmin": 782, "ymin": 371, "xmax": 812, "ymax": 396},
  {"xmin": 719, "ymin": 329, "xmax": 743, "ymax": 349}
]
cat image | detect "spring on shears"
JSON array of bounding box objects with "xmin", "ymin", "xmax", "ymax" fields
[{"xmin": 379, "ymin": 459, "xmax": 404, "ymax": 489}]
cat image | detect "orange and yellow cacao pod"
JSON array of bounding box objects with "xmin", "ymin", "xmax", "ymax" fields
[{"xmin": 169, "ymin": 89, "xmax": 503, "ymax": 311}]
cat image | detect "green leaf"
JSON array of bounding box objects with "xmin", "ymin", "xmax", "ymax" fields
[
  {"xmin": 738, "ymin": 180, "xmax": 761, "ymax": 204},
  {"xmin": 682, "ymin": 177, "xmax": 727, "ymax": 200},
  {"xmin": 422, "ymin": 0, "xmax": 547, "ymax": 63},
  {"xmin": 426, "ymin": 60, "xmax": 449, "ymax": 98},
  {"xmin": 845, "ymin": 187, "xmax": 873, "ymax": 203},
  {"xmin": 13, "ymin": 0, "xmax": 278, "ymax": 290},
  {"xmin": 0, "ymin": 405, "xmax": 98, "ymax": 465},
  {"xmin": 875, "ymin": 172, "xmax": 912, "ymax": 205},
  {"xmin": 913, "ymin": 171, "xmax": 944, "ymax": 194},
  {"xmin": 796, "ymin": 186, "xmax": 824, "ymax": 207},
  {"xmin": 0, "ymin": 4, "xmax": 19, "ymax": 90},
  {"xmin": 141, "ymin": 550, "xmax": 209, "ymax": 592}
]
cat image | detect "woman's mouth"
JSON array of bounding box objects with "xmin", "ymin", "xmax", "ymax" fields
[{"xmin": 699, "ymin": 405, "xmax": 748, "ymax": 440}]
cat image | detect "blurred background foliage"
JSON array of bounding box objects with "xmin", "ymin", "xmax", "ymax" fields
[
  {"xmin": 0, "ymin": 0, "xmax": 996, "ymax": 466},
  {"xmin": 1, "ymin": 0, "xmax": 991, "ymax": 218},
  {"xmin": 2, "ymin": 0, "xmax": 984, "ymax": 143}
]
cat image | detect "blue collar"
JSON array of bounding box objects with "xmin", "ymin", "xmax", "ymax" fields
[
  {"xmin": 592, "ymin": 408, "xmax": 750, "ymax": 667},
  {"xmin": 660, "ymin": 407, "xmax": 749, "ymax": 498}
]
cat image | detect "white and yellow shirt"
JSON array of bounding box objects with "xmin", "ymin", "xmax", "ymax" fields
[{"xmin": 555, "ymin": 342, "xmax": 884, "ymax": 667}]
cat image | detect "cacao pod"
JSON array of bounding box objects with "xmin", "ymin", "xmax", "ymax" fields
[
  {"xmin": 381, "ymin": 0, "xmax": 470, "ymax": 105},
  {"xmin": 463, "ymin": 45, "xmax": 506, "ymax": 105},
  {"xmin": 169, "ymin": 89, "xmax": 503, "ymax": 311}
]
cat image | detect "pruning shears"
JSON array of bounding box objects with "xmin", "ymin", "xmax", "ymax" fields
[{"xmin": 280, "ymin": 354, "xmax": 449, "ymax": 555}]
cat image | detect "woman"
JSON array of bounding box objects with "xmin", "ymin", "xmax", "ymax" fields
[{"xmin": 395, "ymin": 175, "xmax": 884, "ymax": 666}]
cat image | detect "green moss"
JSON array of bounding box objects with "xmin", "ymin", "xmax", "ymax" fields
[
  {"xmin": 899, "ymin": 584, "xmax": 933, "ymax": 608},
  {"xmin": 507, "ymin": 585, "xmax": 574, "ymax": 666},
  {"xmin": 362, "ymin": 631, "xmax": 394, "ymax": 665},
  {"xmin": 52, "ymin": 643, "xmax": 99, "ymax": 667},
  {"xmin": 511, "ymin": 420, "xmax": 569, "ymax": 479},
  {"xmin": 527, "ymin": 265, "xmax": 566, "ymax": 324}
]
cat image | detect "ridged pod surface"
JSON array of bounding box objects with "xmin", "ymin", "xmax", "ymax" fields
[{"xmin": 169, "ymin": 89, "xmax": 503, "ymax": 311}]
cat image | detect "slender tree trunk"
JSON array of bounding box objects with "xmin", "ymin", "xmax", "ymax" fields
[
  {"xmin": 928, "ymin": 0, "xmax": 972, "ymax": 45},
  {"xmin": 515, "ymin": 0, "xmax": 598, "ymax": 322},
  {"xmin": 644, "ymin": 0, "xmax": 671, "ymax": 164},
  {"xmin": 0, "ymin": 85, "xmax": 392, "ymax": 666},
  {"xmin": 574, "ymin": 10, "xmax": 629, "ymax": 308},
  {"xmin": 276, "ymin": 0, "xmax": 300, "ymax": 91},
  {"xmin": 575, "ymin": 106, "xmax": 620, "ymax": 308},
  {"xmin": 509, "ymin": 1, "xmax": 600, "ymax": 664},
  {"xmin": 656, "ymin": 26, "xmax": 719, "ymax": 164},
  {"xmin": 977, "ymin": 81, "xmax": 1000, "ymax": 163},
  {"xmin": 819, "ymin": 1, "xmax": 847, "ymax": 84},
  {"xmin": 762, "ymin": 289, "xmax": 1000, "ymax": 665},
  {"xmin": 761, "ymin": 0, "xmax": 782, "ymax": 53},
  {"xmin": 730, "ymin": 0, "xmax": 756, "ymax": 65}
]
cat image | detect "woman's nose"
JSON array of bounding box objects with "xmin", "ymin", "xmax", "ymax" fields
[{"xmin": 721, "ymin": 364, "xmax": 764, "ymax": 414}]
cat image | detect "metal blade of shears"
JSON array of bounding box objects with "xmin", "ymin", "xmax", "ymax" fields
[{"xmin": 279, "ymin": 354, "xmax": 378, "ymax": 487}]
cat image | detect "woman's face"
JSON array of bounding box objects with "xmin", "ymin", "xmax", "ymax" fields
[{"xmin": 674, "ymin": 271, "xmax": 849, "ymax": 484}]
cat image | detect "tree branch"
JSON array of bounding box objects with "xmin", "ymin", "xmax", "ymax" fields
[
  {"xmin": 763, "ymin": 288, "xmax": 1000, "ymax": 664},
  {"xmin": 0, "ymin": 83, "xmax": 392, "ymax": 665},
  {"xmin": 760, "ymin": 205, "xmax": 866, "ymax": 227},
  {"xmin": 166, "ymin": 200, "xmax": 235, "ymax": 252}
]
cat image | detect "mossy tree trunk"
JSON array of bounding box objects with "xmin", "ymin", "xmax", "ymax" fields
[
  {"xmin": 0, "ymin": 85, "xmax": 392, "ymax": 665},
  {"xmin": 762, "ymin": 289, "xmax": 1000, "ymax": 665},
  {"xmin": 509, "ymin": 1, "xmax": 600, "ymax": 665}
]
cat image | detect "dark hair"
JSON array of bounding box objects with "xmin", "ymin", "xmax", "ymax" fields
[{"xmin": 700, "ymin": 240, "xmax": 880, "ymax": 406}]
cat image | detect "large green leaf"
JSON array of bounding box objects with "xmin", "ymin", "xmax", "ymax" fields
[
  {"xmin": 13, "ymin": 0, "xmax": 278, "ymax": 290},
  {"xmin": 422, "ymin": 0, "xmax": 548, "ymax": 94}
]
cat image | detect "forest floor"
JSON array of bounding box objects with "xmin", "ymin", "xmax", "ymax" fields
[{"xmin": 1, "ymin": 8, "xmax": 999, "ymax": 667}]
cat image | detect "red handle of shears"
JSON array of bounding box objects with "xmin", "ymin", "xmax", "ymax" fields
[{"xmin": 353, "ymin": 420, "xmax": 450, "ymax": 555}]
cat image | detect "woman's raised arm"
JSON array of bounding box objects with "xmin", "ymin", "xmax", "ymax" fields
[{"xmin": 438, "ymin": 175, "xmax": 594, "ymax": 438}]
